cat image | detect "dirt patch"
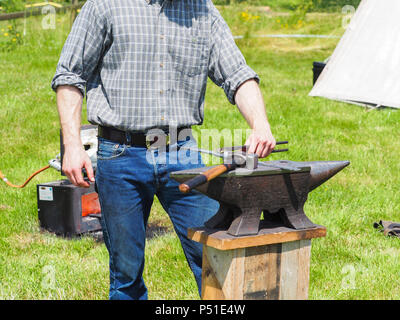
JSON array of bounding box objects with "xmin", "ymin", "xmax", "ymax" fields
[{"xmin": 0, "ymin": 204, "xmax": 12, "ymax": 211}]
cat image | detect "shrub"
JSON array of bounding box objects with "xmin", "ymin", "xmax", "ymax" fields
[
  {"xmin": 0, "ymin": 1, "xmax": 24, "ymax": 51},
  {"xmin": 0, "ymin": 0, "xmax": 25, "ymax": 12}
]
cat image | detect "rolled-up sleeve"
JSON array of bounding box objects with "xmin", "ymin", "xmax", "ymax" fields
[
  {"xmin": 208, "ymin": 5, "xmax": 260, "ymax": 105},
  {"xmin": 51, "ymin": 0, "xmax": 108, "ymax": 96}
]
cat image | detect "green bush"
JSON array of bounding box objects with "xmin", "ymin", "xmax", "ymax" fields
[
  {"xmin": 0, "ymin": 0, "xmax": 25, "ymax": 12},
  {"xmin": 0, "ymin": 0, "xmax": 24, "ymax": 51},
  {"xmin": 0, "ymin": 21, "xmax": 22, "ymax": 51}
]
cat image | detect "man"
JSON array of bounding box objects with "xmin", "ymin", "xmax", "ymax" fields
[{"xmin": 52, "ymin": 0, "xmax": 276, "ymax": 300}]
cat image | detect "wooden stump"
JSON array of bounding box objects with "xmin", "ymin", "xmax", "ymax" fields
[{"xmin": 188, "ymin": 224, "xmax": 326, "ymax": 300}]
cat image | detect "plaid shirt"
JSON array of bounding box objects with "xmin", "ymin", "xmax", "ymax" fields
[{"xmin": 51, "ymin": 0, "xmax": 259, "ymax": 132}]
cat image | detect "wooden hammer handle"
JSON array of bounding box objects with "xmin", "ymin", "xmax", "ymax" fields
[{"xmin": 179, "ymin": 163, "xmax": 236, "ymax": 193}]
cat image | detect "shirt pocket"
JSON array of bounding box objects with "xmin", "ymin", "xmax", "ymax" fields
[{"xmin": 169, "ymin": 34, "xmax": 209, "ymax": 77}]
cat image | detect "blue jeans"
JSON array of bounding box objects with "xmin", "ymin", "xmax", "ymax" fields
[{"xmin": 95, "ymin": 135, "xmax": 219, "ymax": 300}]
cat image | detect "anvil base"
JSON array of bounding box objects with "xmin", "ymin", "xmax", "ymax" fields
[{"xmin": 188, "ymin": 223, "xmax": 326, "ymax": 300}]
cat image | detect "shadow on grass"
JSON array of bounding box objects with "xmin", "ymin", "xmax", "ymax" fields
[{"xmin": 86, "ymin": 222, "xmax": 173, "ymax": 243}]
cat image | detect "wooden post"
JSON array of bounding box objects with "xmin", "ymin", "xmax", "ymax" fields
[
  {"xmin": 188, "ymin": 225, "xmax": 326, "ymax": 300},
  {"xmin": 70, "ymin": 0, "xmax": 78, "ymax": 27}
]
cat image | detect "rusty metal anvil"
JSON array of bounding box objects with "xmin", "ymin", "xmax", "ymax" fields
[{"xmin": 170, "ymin": 160, "xmax": 350, "ymax": 237}]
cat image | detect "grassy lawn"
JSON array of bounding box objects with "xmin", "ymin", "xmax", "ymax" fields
[{"xmin": 0, "ymin": 3, "xmax": 399, "ymax": 300}]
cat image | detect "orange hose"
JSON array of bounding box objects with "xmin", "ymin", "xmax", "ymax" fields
[{"xmin": 0, "ymin": 165, "xmax": 50, "ymax": 188}]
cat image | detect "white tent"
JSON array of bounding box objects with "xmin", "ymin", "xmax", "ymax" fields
[{"xmin": 309, "ymin": 0, "xmax": 400, "ymax": 109}]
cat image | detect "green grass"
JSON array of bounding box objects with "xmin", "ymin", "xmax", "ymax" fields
[{"xmin": 1, "ymin": 6, "xmax": 400, "ymax": 300}]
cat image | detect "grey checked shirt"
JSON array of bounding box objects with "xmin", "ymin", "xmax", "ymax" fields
[{"xmin": 51, "ymin": 0, "xmax": 259, "ymax": 132}]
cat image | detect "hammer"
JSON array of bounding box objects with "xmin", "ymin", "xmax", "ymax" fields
[
  {"xmin": 178, "ymin": 150, "xmax": 258, "ymax": 193},
  {"xmin": 178, "ymin": 141, "xmax": 289, "ymax": 194}
]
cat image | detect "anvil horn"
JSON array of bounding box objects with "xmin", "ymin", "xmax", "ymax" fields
[{"xmin": 300, "ymin": 161, "xmax": 350, "ymax": 192}]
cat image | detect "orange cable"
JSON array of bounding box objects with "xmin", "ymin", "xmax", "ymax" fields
[{"xmin": 0, "ymin": 165, "xmax": 50, "ymax": 188}]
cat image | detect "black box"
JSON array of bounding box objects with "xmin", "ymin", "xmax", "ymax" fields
[{"xmin": 37, "ymin": 179, "xmax": 102, "ymax": 237}]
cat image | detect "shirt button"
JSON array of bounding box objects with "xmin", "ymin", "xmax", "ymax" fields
[
  {"xmin": 160, "ymin": 35, "xmax": 164, "ymax": 39},
  {"xmin": 160, "ymin": 90, "xmax": 163, "ymax": 94},
  {"xmin": 160, "ymin": 62, "xmax": 164, "ymax": 68},
  {"xmin": 161, "ymin": 116, "xmax": 165, "ymax": 121}
]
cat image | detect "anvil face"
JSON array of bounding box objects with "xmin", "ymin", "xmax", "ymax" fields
[{"xmin": 170, "ymin": 160, "xmax": 349, "ymax": 237}]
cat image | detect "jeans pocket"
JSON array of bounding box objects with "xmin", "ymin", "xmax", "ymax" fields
[{"xmin": 97, "ymin": 137, "xmax": 127, "ymax": 160}]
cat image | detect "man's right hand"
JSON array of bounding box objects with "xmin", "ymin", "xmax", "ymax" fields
[{"xmin": 62, "ymin": 144, "xmax": 95, "ymax": 188}]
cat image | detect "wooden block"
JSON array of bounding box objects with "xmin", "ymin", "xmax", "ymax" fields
[
  {"xmin": 196, "ymin": 226, "xmax": 323, "ymax": 300},
  {"xmin": 201, "ymin": 239, "xmax": 313, "ymax": 300}
]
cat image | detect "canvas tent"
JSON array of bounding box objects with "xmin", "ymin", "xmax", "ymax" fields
[{"xmin": 309, "ymin": 0, "xmax": 400, "ymax": 109}]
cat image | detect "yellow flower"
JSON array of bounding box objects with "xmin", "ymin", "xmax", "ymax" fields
[
  {"xmin": 4, "ymin": 33, "xmax": 8, "ymax": 37},
  {"xmin": 12, "ymin": 38, "xmax": 16, "ymax": 42},
  {"xmin": 1, "ymin": 28, "xmax": 4, "ymax": 32},
  {"xmin": 7, "ymin": 25, "xmax": 12, "ymax": 29},
  {"xmin": 16, "ymin": 33, "xmax": 20, "ymax": 37}
]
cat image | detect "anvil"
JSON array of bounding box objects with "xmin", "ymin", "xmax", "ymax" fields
[{"xmin": 170, "ymin": 160, "xmax": 350, "ymax": 237}]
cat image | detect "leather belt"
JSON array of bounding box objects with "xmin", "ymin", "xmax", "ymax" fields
[{"xmin": 98, "ymin": 125, "xmax": 191, "ymax": 148}]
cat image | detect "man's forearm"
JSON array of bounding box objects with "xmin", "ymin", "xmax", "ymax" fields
[
  {"xmin": 234, "ymin": 79, "xmax": 269, "ymax": 130},
  {"xmin": 56, "ymin": 85, "xmax": 94, "ymax": 187},
  {"xmin": 234, "ymin": 79, "xmax": 276, "ymax": 157},
  {"xmin": 56, "ymin": 85, "xmax": 84, "ymax": 148}
]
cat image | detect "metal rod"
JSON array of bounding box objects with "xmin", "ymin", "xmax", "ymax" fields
[
  {"xmin": 272, "ymin": 148, "xmax": 289, "ymax": 153},
  {"xmin": 182, "ymin": 140, "xmax": 289, "ymax": 158}
]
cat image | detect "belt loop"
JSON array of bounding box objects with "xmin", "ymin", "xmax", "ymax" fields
[{"xmin": 125, "ymin": 131, "xmax": 131, "ymax": 146}]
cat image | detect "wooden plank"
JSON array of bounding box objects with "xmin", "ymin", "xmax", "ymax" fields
[
  {"xmin": 201, "ymin": 246, "xmax": 225, "ymax": 300},
  {"xmin": 203, "ymin": 246, "xmax": 245, "ymax": 299},
  {"xmin": 279, "ymin": 241, "xmax": 300, "ymax": 299},
  {"xmin": 188, "ymin": 225, "xmax": 326, "ymax": 250},
  {"xmin": 243, "ymin": 245, "xmax": 269, "ymax": 299},
  {"xmin": 296, "ymin": 239, "xmax": 311, "ymax": 299},
  {"xmin": 266, "ymin": 243, "xmax": 282, "ymax": 300},
  {"xmin": 242, "ymin": 244, "xmax": 282, "ymax": 300}
]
